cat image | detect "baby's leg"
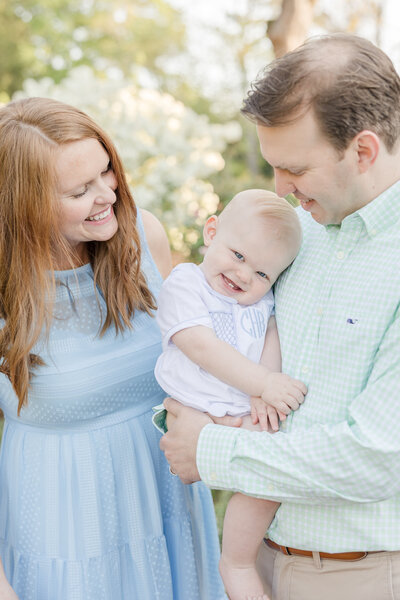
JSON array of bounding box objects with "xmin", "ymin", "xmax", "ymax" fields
[{"xmin": 219, "ymin": 416, "xmax": 278, "ymax": 600}]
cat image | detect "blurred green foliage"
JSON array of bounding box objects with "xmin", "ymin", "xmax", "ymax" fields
[
  {"xmin": 212, "ymin": 489, "xmax": 233, "ymax": 542},
  {"xmin": 0, "ymin": 0, "xmax": 186, "ymax": 99}
]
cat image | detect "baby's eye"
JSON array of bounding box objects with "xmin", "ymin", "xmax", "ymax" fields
[
  {"xmin": 233, "ymin": 251, "xmax": 244, "ymax": 260},
  {"xmin": 257, "ymin": 271, "xmax": 268, "ymax": 279}
]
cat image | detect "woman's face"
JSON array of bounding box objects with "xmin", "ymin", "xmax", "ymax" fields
[{"xmin": 55, "ymin": 138, "xmax": 118, "ymax": 267}]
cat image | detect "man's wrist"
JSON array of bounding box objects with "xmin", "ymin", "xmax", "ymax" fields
[{"xmin": 196, "ymin": 423, "xmax": 240, "ymax": 489}]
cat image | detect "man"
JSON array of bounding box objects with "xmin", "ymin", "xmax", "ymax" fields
[{"xmin": 160, "ymin": 33, "xmax": 400, "ymax": 599}]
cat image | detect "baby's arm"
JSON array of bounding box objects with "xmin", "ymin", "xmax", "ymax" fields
[
  {"xmin": 250, "ymin": 316, "xmax": 307, "ymax": 431},
  {"xmin": 172, "ymin": 323, "xmax": 304, "ymax": 415}
]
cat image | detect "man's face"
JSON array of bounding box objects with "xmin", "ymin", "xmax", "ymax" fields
[{"xmin": 256, "ymin": 110, "xmax": 362, "ymax": 225}]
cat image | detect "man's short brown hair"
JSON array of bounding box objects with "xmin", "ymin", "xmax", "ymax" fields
[{"xmin": 241, "ymin": 33, "xmax": 400, "ymax": 153}]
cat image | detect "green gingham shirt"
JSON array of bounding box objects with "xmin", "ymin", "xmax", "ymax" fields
[{"xmin": 197, "ymin": 180, "xmax": 400, "ymax": 552}]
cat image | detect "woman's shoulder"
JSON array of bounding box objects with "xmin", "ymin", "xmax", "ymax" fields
[{"xmin": 140, "ymin": 209, "xmax": 172, "ymax": 279}]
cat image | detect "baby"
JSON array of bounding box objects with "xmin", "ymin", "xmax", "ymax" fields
[{"xmin": 154, "ymin": 189, "xmax": 307, "ymax": 600}]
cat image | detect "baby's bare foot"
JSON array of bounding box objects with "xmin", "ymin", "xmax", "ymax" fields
[{"xmin": 219, "ymin": 556, "xmax": 269, "ymax": 600}]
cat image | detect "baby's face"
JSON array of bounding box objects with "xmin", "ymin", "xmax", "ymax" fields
[{"xmin": 201, "ymin": 210, "xmax": 297, "ymax": 305}]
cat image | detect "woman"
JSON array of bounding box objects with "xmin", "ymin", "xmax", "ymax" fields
[{"xmin": 0, "ymin": 97, "xmax": 226, "ymax": 599}]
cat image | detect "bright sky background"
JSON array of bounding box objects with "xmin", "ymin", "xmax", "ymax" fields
[
  {"xmin": 380, "ymin": 0, "xmax": 400, "ymax": 64},
  {"xmin": 166, "ymin": 0, "xmax": 399, "ymax": 115},
  {"xmin": 168, "ymin": 0, "xmax": 400, "ymax": 67}
]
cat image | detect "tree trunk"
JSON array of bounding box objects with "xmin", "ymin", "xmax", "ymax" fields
[{"xmin": 267, "ymin": 0, "xmax": 318, "ymax": 57}]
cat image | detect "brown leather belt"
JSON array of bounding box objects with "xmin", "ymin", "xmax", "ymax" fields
[{"xmin": 265, "ymin": 538, "xmax": 368, "ymax": 561}]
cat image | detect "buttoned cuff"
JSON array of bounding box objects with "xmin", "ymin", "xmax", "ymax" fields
[{"xmin": 197, "ymin": 423, "xmax": 241, "ymax": 489}]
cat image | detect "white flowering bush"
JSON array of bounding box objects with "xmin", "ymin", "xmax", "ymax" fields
[{"xmin": 16, "ymin": 67, "xmax": 242, "ymax": 256}]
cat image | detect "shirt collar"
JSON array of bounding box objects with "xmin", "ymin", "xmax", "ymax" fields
[{"xmin": 342, "ymin": 179, "xmax": 400, "ymax": 238}]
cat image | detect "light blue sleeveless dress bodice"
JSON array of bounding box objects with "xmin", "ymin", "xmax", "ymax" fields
[{"xmin": 0, "ymin": 218, "xmax": 226, "ymax": 600}]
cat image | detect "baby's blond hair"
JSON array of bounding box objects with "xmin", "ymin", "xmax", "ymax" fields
[{"xmin": 220, "ymin": 189, "xmax": 302, "ymax": 263}]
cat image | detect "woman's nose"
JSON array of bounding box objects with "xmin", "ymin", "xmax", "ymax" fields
[{"xmin": 95, "ymin": 173, "xmax": 117, "ymax": 203}]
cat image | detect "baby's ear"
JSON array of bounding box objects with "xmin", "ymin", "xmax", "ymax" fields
[{"xmin": 203, "ymin": 215, "xmax": 218, "ymax": 246}]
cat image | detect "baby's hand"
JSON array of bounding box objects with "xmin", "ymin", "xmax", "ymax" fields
[
  {"xmin": 261, "ymin": 372, "xmax": 307, "ymax": 415},
  {"xmin": 250, "ymin": 396, "xmax": 287, "ymax": 432}
]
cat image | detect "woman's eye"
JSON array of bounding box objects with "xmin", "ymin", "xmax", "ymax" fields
[
  {"xmin": 234, "ymin": 251, "xmax": 244, "ymax": 260},
  {"xmin": 72, "ymin": 186, "xmax": 88, "ymax": 199},
  {"xmin": 102, "ymin": 162, "xmax": 112, "ymax": 174},
  {"xmin": 257, "ymin": 271, "xmax": 268, "ymax": 279}
]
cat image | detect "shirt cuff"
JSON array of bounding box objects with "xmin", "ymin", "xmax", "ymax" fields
[{"xmin": 197, "ymin": 423, "xmax": 241, "ymax": 489}]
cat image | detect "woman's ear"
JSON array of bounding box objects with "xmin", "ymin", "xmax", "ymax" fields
[{"xmin": 203, "ymin": 215, "xmax": 218, "ymax": 247}]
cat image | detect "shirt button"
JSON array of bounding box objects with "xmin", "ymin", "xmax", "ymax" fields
[
  {"xmin": 210, "ymin": 472, "xmax": 217, "ymax": 481},
  {"xmin": 336, "ymin": 250, "xmax": 345, "ymax": 259},
  {"xmin": 317, "ymin": 306, "xmax": 323, "ymax": 315},
  {"xmin": 371, "ymin": 229, "xmax": 377, "ymax": 236},
  {"xmin": 301, "ymin": 366, "xmax": 309, "ymax": 374}
]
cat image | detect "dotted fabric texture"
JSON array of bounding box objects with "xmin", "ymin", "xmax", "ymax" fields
[{"xmin": 0, "ymin": 214, "xmax": 226, "ymax": 600}]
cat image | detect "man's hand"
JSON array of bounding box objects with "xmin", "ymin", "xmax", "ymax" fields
[
  {"xmin": 160, "ymin": 398, "xmax": 241, "ymax": 484},
  {"xmin": 160, "ymin": 398, "xmax": 211, "ymax": 483}
]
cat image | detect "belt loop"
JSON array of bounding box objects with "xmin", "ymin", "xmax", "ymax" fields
[{"xmin": 312, "ymin": 551, "xmax": 322, "ymax": 569}]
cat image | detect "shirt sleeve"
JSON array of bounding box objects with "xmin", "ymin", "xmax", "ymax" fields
[
  {"xmin": 197, "ymin": 306, "xmax": 400, "ymax": 505},
  {"xmin": 156, "ymin": 265, "xmax": 213, "ymax": 346}
]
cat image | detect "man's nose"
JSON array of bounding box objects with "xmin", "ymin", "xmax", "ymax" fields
[{"xmin": 274, "ymin": 168, "xmax": 296, "ymax": 198}]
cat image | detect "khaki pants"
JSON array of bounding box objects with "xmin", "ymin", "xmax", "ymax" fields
[{"xmin": 256, "ymin": 540, "xmax": 400, "ymax": 600}]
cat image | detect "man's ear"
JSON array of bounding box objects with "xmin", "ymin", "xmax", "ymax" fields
[
  {"xmin": 203, "ymin": 215, "xmax": 218, "ymax": 247},
  {"xmin": 353, "ymin": 130, "xmax": 380, "ymax": 173}
]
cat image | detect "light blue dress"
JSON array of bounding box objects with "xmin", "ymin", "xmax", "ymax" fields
[{"xmin": 0, "ymin": 217, "xmax": 226, "ymax": 600}]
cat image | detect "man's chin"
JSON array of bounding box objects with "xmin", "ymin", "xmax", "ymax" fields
[
  {"xmin": 310, "ymin": 212, "xmax": 339, "ymax": 226},
  {"xmin": 309, "ymin": 211, "xmax": 329, "ymax": 225}
]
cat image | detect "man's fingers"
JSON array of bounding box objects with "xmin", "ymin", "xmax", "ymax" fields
[
  {"xmin": 211, "ymin": 415, "xmax": 242, "ymax": 427},
  {"xmin": 162, "ymin": 397, "xmax": 181, "ymax": 415}
]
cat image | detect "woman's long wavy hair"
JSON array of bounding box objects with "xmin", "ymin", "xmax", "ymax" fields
[{"xmin": 0, "ymin": 97, "xmax": 156, "ymax": 413}]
